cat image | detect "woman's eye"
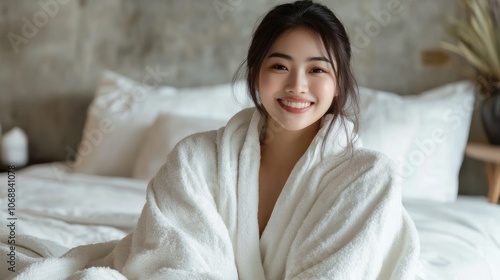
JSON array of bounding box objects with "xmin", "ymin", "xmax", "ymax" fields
[
  {"xmin": 311, "ymin": 68, "xmax": 326, "ymax": 73},
  {"xmin": 271, "ymin": 64, "xmax": 287, "ymax": 71}
]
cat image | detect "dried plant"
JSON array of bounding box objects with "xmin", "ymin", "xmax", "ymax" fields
[{"xmin": 441, "ymin": 0, "xmax": 500, "ymax": 96}]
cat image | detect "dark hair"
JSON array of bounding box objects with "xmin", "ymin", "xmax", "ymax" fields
[{"xmin": 232, "ymin": 0, "xmax": 359, "ymax": 155}]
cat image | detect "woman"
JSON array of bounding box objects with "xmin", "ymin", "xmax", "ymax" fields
[
  {"xmin": 116, "ymin": 1, "xmax": 419, "ymax": 279},
  {"xmin": 10, "ymin": 1, "xmax": 419, "ymax": 279}
]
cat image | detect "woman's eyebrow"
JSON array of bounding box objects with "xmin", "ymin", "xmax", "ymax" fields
[{"xmin": 267, "ymin": 52, "xmax": 331, "ymax": 64}]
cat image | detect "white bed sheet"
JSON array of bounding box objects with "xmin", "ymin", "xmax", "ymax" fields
[
  {"xmin": 1, "ymin": 163, "xmax": 499, "ymax": 279},
  {"xmin": 0, "ymin": 163, "xmax": 147, "ymax": 249},
  {"xmin": 404, "ymin": 196, "xmax": 500, "ymax": 280}
]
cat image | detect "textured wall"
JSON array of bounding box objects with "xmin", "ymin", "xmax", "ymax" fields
[{"xmin": 0, "ymin": 0, "xmax": 488, "ymax": 195}]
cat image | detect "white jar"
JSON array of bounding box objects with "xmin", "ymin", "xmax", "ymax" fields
[{"xmin": 1, "ymin": 127, "xmax": 29, "ymax": 167}]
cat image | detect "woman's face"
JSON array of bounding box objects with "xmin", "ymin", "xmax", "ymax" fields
[{"xmin": 257, "ymin": 27, "xmax": 337, "ymax": 132}]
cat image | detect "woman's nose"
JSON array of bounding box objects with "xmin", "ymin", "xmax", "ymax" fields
[{"xmin": 285, "ymin": 71, "xmax": 308, "ymax": 94}]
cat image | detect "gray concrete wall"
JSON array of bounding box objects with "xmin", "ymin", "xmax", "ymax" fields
[{"xmin": 0, "ymin": 0, "xmax": 488, "ymax": 195}]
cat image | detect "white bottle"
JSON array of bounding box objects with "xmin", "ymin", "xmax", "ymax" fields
[{"xmin": 1, "ymin": 127, "xmax": 29, "ymax": 167}]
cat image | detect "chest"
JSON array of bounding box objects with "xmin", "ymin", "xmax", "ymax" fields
[{"xmin": 258, "ymin": 167, "xmax": 291, "ymax": 237}]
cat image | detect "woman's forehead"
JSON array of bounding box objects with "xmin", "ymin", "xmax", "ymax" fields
[{"xmin": 267, "ymin": 27, "xmax": 329, "ymax": 59}]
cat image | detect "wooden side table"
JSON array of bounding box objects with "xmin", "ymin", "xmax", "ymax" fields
[{"xmin": 465, "ymin": 142, "xmax": 500, "ymax": 204}]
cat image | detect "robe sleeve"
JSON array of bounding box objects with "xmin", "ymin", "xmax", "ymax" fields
[
  {"xmin": 285, "ymin": 152, "xmax": 420, "ymax": 280},
  {"xmin": 120, "ymin": 132, "xmax": 239, "ymax": 280}
]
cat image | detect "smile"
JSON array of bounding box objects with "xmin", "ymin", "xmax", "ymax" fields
[
  {"xmin": 281, "ymin": 100, "xmax": 312, "ymax": 108},
  {"xmin": 278, "ymin": 99, "xmax": 314, "ymax": 113}
]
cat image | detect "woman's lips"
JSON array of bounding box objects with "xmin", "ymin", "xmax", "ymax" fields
[{"xmin": 278, "ymin": 98, "xmax": 314, "ymax": 113}]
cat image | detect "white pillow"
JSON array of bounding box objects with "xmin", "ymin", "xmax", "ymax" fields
[
  {"xmin": 132, "ymin": 113, "xmax": 226, "ymax": 180},
  {"xmin": 358, "ymin": 81, "xmax": 475, "ymax": 202},
  {"xmin": 73, "ymin": 70, "xmax": 252, "ymax": 177}
]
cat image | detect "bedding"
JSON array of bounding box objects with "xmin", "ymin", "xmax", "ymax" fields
[
  {"xmin": 74, "ymin": 70, "xmax": 253, "ymax": 178},
  {"xmin": 358, "ymin": 81, "xmax": 475, "ymax": 203},
  {"xmin": 1, "ymin": 165, "xmax": 500, "ymax": 279},
  {"xmin": 0, "ymin": 163, "xmax": 146, "ymax": 248},
  {"xmin": 405, "ymin": 196, "xmax": 500, "ymax": 280}
]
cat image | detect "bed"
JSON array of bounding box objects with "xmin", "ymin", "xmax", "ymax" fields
[{"xmin": 1, "ymin": 70, "xmax": 499, "ymax": 279}]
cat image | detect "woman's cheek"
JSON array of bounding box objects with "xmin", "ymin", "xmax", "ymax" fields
[
  {"xmin": 316, "ymin": 77, "xmax": 336, "ymax": 95},
  {"xmin": 259, "ymin": 71, "xmax": 278, "ymax": 92}
]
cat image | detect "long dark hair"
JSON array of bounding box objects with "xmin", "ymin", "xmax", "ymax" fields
[{"xmin": 232, "ymin": 0, "xmax": 359, "ymax": 155}]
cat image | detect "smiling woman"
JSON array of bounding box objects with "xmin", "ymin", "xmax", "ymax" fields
[
  {"xmin": 7, "ymin": 1, "xmax": 420, "ymax": 279},
  {"xmin": 232, "ymin": 1, "xmax": 419, "ymax": 278}
]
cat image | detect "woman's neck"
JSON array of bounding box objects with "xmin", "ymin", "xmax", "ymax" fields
[{"xmin": 260, "ymin": 118, "xmax": 321, "ymax": 169}]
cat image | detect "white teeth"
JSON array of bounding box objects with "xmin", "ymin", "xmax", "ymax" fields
[{"xmin": 281, "ymin": 100, "xmax": 312, "ymax": 109}]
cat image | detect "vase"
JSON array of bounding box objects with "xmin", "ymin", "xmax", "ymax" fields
[{"xmin": 481, "ymin": 85, "xmax": 500, "ymax": 145}]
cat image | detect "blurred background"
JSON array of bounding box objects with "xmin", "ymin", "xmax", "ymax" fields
[{"xmin": 0, "ymin": 0, "xmax": 489, "ymax": 195}]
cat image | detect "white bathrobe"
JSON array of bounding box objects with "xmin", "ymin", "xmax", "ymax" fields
[{"xmin": 8, "ymin": 108, "xmax": 419, "ymax": 280}]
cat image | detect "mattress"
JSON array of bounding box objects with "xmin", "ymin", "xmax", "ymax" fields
[{"xmin": 1, "ymin": 163, "xmax": 499, "ymax": 279}]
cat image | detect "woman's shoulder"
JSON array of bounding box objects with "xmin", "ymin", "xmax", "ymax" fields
[
  {"xmin": 323, "ymin": 146, "xmax": 398, "ymax": 174},
  {"xmin": 346, "ymin": 147, "xmax": 402, "ymax": 194},
  {"xmin": 321, "ymin": 147, "xmax": 401, "ymax": 195},
  {"xmin": 350, "ymin": 147, "xmax": 398, "ymax": 174},
  {"xmin": 154, "ymin": 129, "xmax": 221, "ymax": 180}
]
